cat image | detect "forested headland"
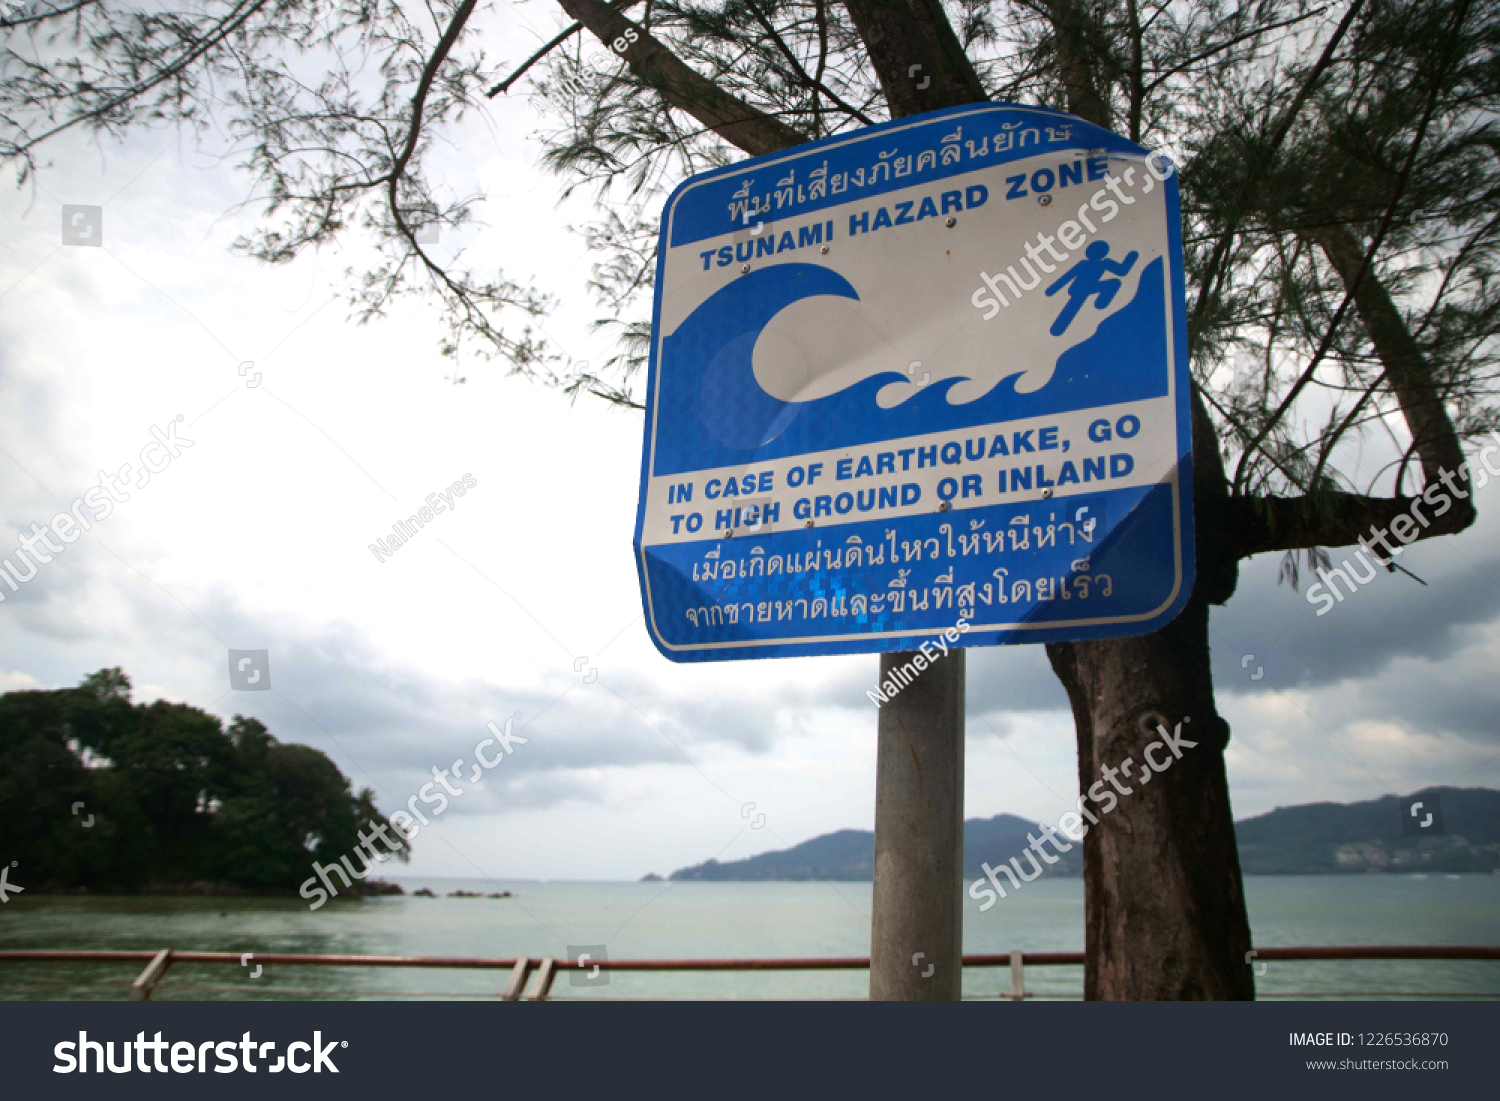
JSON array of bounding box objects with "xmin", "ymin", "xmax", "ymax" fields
[{"xmin": 0, "ymin": 669, "xmax": 406, "ymax": 894}]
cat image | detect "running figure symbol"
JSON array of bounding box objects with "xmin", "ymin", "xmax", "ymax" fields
[{"xmin": 1045, "ymin": 241, "xmax": 1139, "ymax": 336}]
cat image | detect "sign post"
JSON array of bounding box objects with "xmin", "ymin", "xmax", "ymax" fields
[
  {"xmin": 635, "ymin": 102, "xmax": 1192, "ymax": 998},
  {"xmin": 870, "ymin": 646, "xmax": 965, "ymax": 1000}
]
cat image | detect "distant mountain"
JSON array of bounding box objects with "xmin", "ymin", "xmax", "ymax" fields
[
  {"xmin": 670, "ymin": 828, "xmax": 875, "ymax": 881},
  {"xmin": 668, "ymin": 815, "xmax": 1082, "ymax": 882},
  {"xmin": 1236, "ymin": 786, "xmax": 1500, "ymax": 874},
  {"xmin": 661, "ymin": 787, "xmax": 1500, "ymax": 881}
]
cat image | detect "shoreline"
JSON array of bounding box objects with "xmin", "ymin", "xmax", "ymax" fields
[{"xmin": 18, "ymin": 878, "xmax": 406, "ymax": 899}]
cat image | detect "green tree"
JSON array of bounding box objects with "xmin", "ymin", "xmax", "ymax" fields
[
  {"xmin": 0, "ymin": 686, "xmax": 94, "ymax": 879},
  {"xmin": 0, "ymin": 671, "xmax": 408, "ymax": 891}
]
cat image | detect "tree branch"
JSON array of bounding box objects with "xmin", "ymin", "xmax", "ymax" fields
[
  {"xmin": 388, "ymin": 0, "xmax": 480, "ymax": 243},
  {"xmin": 1233, "ymin": 0, "xmax": 1469, "ymax": 493},
  {"xmin": 1125, "ymin": 0, "xmax": 1142, "ymax": 142},
  {"xmin": 4, "ymin": 0, "xmax": 275, "ymax": 160},
  {"xmin": 839, "ymin": 0, "xmax": 988, "ymax": 118},
  {"xmin": 1141, "ymin": 6, "xmax": 1341, "ymax": 98},
  {"xmin": 486, "ymin": 0, "xmax": 649, "ymax": 97},
  {"xmin": 1043, "ymin": 0, "xmax": 1111, "ymax": 128},
  {"xmin": 813, "ymin": 0, "xmax": 830, "ymax": 136},
  {"xmin": 1228, "ymin": 484, "xmax": 1477, "ymax": 560},
  {"xmin": 1303, "ymin": 225, "xmax": 1476, "ymax": 535},
  {"xmin": 554, "ymin": 0, "xmax": 805, "ymax": 156},
  {"xmin": 0, "ymin": 0, "xmax": 103, "ymax": 30},
  {"xmin": 744, "ymin": 0, "xmax": 875, "ymax": 126},
  {"xmin": 487, "ymin": 22, "xmax": 584, "ymax": 96},
  {"xmin": 1187, "ymin": 1, "xmax": 1369, "ymax": 342}
]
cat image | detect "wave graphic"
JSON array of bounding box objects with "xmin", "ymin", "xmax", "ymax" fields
[
  {"xmin": 661, "ymin": 264, "xmax": 859, "ymax": 451},
  {"xmin": 654, "ymin": 257, "xmax": 1167, "ymax": 476}
]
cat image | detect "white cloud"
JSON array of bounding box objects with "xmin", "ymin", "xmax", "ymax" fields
[{"xmin": 0, "ymin": 669, "xmax": 42, "ymax": 693}]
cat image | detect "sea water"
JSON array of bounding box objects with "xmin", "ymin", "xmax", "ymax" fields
[{"xmin": 1, "ymin": 875, "xmax": 1496, "ymax": 1000}]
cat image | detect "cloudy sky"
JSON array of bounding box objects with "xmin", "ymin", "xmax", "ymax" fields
[{"xmin": 2, "ymin": 8, "xmax": 1496, "ymax": 884}]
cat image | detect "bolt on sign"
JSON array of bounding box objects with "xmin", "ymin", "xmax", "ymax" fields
[{"xmin": 633, "ymin": 103, "xmax": 1193, "ymax": 661}]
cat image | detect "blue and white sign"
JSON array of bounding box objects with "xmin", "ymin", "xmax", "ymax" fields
[{"xmin": 634, "ymin": 103, "xmax": 1193, "ymax": 662}]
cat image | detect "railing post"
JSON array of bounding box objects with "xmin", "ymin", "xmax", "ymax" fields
[
  {"xmin": 502, "ymin": 956, "xmax": 533, "ymax": 1000},
  {"xmin": 1009, "ymin": 951, "xmax": 1025, "ymax": 1002},
  {"xmin": 129, "ymin": 949, "xmax": 172, "ymax": 1001},
  {"xmin": 529, "ymin": 958, "xmax": 558, "ymax": 1000}
]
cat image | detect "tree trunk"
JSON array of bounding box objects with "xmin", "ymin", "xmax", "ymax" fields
[
  {"xmin": 1033, "ymin": 0, "xmax": 1254, "ymax": 999},
  {"xmin": 1045, "ymin": 387, "xmax": 1254, "ymax": 999},
  {"xmin": 1046, "ymin": 594, "xmax": 1253, "ymax": 999}
]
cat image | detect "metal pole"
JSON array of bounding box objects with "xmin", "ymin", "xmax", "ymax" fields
[{"xmin": 869, "ymin": 646, "xmax": 965, "ymax": 1000}]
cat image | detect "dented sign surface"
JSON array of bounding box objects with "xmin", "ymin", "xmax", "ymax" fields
[{"xmin": 633, "ymin": 103, "xmax": 1194, "ymax": 662}]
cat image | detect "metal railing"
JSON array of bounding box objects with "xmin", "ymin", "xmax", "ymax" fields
[{"xmin": 2, "ymin": 946, "xmax": 1497, "ymax": 1000}]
